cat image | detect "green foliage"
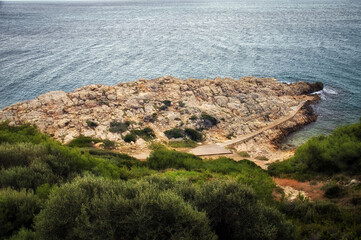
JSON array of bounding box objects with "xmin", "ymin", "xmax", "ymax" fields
[
  {"xmin": 178, "ymin": 101, "xmax": 185, "ymax": 107},
  {"xmin": 159, "ymin": 105, "xmax": 168, "ymax": 111},
  {"xmin": 35, "ymin": 183, "xmax": 58, "ymax": 200},
  {"xmin": 67, "ymin": 135, "xmax": 100, "ymax": 148},
  {"xmin": 239, "ymin": 151, "xmax": 250, "ymax": 158},
  {"xmin": 0, "ymin": 143, "xmax": 47, "ymax": 169},
  {"xmin": 0, "ymin": 188, "xmax": 42, "ymax": 239},
  {"xmin": 191, "ymin": 180, "xmax": 294, "ymax": 240},
  {"xmin": 109, "ymin": 120, "xmax": 130, "ymax": 133},
  {"xmin": 85, "ymin": 120, "xmax": 98, "ymax": 128},
  {"xmin": 123, "ymin": 133, "xmax": 136, "ymax": 143},
  {"xmin": 0, "ymin": 122, "xmax": 49, "ymax": 145},
  {"xmin": 201, "ymin": 112, "xmax": 219, "ymax": 127},
  {"xmin": 164, "ymin": 128, "xmax": 184, "ymax": 139},
  {"xmin": 131, "ymin": 127, "xmax": 155, "ymax": 141},
  {"xmin": 255, "ymin": 156, "xmax": 269, "ymax": 161},
  {"xmin": 147, "ymin": 148, "xmax": 275, "ymax": 201},
  {"xmin": 189, "ymin": 115, "xmax": 198, "ymax": 120},
  {"xmin": 323, "ymin": 184, "xmax": 346, "ymax": 199},
  {"xmin": 34, "ymin": 176, "xmax": 216, "ymax": 240},
  {"xmin": 162, "ymin": 100, "xmax": 172, "ymax": 106},
  {"xmin": 147, "ymin": 148, "xmax": 203, "ymax": 170},
  {"xmin": 184, "ymin": 128, "xmax": 203, "ymax": 142},
  {"xmin": 101, "ymin": 139, "xmax": 115, "ymax": 149},
  {"xmin": 168, "ymin": 139, "xmax": 197, "ymax": 148},
  {"xmin": 278, "ymin": 198, "xmax": 361, "ymax": 239},
  {"xmin": 269, "ymin": 120, "xmax": 361, "ymax": 178},
  {"xmin": 6, "ymin": 228, "xmax": 36, "ymax": 240}
]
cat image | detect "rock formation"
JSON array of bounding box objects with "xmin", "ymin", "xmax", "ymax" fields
[{"xmin": 0, "ymin": 76, "xmax": 322, "ymax": 154}]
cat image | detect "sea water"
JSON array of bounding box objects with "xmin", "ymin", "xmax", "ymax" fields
[{"xmin": 0, "ymin": 0, "xmax": 360, "ymax": 145}]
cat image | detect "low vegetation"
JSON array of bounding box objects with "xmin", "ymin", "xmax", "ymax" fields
[
  {"xmin": 201, "ymin": 112, "xmax": 219, "ymax": 127},
  {"xmin": 239, "ymin": 151, "xmax": 250, "ymax": 158},
  {"xmin": 164, "ymin": 127, "xmax": 203, "ymax": 142},
  {"xmin": 1, "ymin": 120, "xmax": 361, "ymax": 240},
  {"xmin": 109, "ymin": 120, "xmax": 130, "ymax": 133},
  {"xmin": 168, "ymin": 139, "xmax": 197, "ymax": 148},
  {"xmin": 268, "ymin": 119, "xmax": 361, "ymax": 180}
]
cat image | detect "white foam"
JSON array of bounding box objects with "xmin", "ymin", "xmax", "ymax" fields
[{"xmin": 323, "ymin": 87, "xmax": 338, "ymax": 95}]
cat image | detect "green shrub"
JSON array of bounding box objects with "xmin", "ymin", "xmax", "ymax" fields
[
  {"xmin": 279, "ymin": 199, "xmax": 342, "ymax": 224},
  {"xmin": 255, "ymin": 156, "xmax": 269, "ymax": 161},
  {"xmin": 0, "ymin": 143, "xmax": 47, "ymax": 169},
  {"xmin": 67, "ymin": 136, "xmax": 100, "ymax": 148},
  {"xmin": 124, "ymin": 133, "xmax": 136, "ymax": 143},
  {"xmin": 162, "ymin": 100, "xmax": 172, "ymax": 107},
  {"xmin": 184, "ymin": 128, "xmax": 203, "ymax": 142},
  {"xmin": 201, "ymin": 113, "xmax": 219, "ymax": 127},
  {"xmin": 101, "ymin": 139, "xmax": 115, "ymax": 149},
  {"xmin": 192, "ymin": 180, "xmax": 294, "ymax": 240},
  {"xmin": 0, "ymin": 163, "xmax": 58, "ymax": 190},
  {"xmin": 147, "ymin": 148, "xmax": 202, "ymax": 170},
  {"xmin": 131, "ymin": 127, "xmax": 155, "ymax": 141},
  {"xmin": 109, "ymin": 121, "xmax": 130, "ymax": 133},
  {"xmin": 189, "ymin": 115, "xmax": 198, "ymax": 121},
  {"xmin": 0, "ymin": 122, "xmax": 49, "ymax": 145},
  {"xmin": 86, "ymin": 120, "xmax": 98, "ymax": 128},
  {"xmin": 324, "ymin": 184, "xmax": 346, "ymax": 199},
  {"xmin": 168, "ymin": 139, "xmax": 197, "ymax": 148},
  {"xmin": 164, "ymin": 128, "xmax": 184, "ymax": 139},
  {"xmin": 239, "ymin": 151, "xmax": 250, "ymax": 158},
  {"xmin": 178, "ymin": 101, "xmax": 185, "ymax": 107},
  {"xmin": 34, "ymin": 176, "xmax": 216, "ymax": 240},
  {"xmin": 0, "ymin": 188, "xmax": 42, "ymax": 239},
  {"xmin": 268, "ymin": 120, "xmax": 361, "ymax": 178},
  {"xmin": 159, "ymin": 105, "xmax": 168, "ymax": 111},
  {"xmin": 6, "ymin": 228, "xmax": 36, "ymax": 240}
]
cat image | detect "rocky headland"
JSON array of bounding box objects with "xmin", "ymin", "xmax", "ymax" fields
[{"xmin": 0, "ymin": 76, "xmax": 323, "ymax": 162}]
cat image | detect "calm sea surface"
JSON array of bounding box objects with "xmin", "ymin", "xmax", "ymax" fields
[{"xmin": 0, "ymin": 0, "xmax": 360, "ymax": 145}]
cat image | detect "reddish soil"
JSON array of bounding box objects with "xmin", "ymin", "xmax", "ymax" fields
[{"xmin": 274, "ymin": 177, "xmax": 326, "ymax": 200}]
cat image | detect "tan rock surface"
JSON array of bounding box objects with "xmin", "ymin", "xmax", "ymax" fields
[{"xmin": 0, "ymin": 76, "xmax": 322, "ymax": 156}]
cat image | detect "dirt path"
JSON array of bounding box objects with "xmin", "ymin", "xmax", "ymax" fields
[
  {"xmin": 190, "ymin": 99, "xmax": 309, "ymax": 156},
  {"xmin": 219, "ymin": 100, "xmax": 308, "ymax": 147}
]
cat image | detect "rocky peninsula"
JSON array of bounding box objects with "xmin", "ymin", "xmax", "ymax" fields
[{"xmin": 0, "ymin": 76, "xmax": 323, "ymax": 162}]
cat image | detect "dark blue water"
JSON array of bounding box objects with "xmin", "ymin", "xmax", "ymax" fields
[{"xmin": 1, "ymin": 0, "xmax": 360, "ymax": 144}]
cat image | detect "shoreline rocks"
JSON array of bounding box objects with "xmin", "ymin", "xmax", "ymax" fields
[{"xmin": 0, "ymin": 76, "xmax": 323, "ymax": 151}]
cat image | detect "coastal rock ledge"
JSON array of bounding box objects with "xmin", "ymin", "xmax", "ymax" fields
[{"xmin": 0, "ymin": 76, "xmax": 322, "ymax": 153}]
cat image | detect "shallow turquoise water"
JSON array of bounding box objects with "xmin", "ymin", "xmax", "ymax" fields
[{"xmin": 0, "ymin": 0, "xmax": 360, "ymax": 144}]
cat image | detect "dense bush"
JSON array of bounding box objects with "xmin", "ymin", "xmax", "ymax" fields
[
  {"xmin": 123, "ymin": 133, "xmax": 136, "ymax": 143},
  {"xmin": 164, "ymin": 128, "xmax": 184, "ymax": 139},
  {"xmin": 269, "ymin": 120, "xmax": 361, "ymax": 178},
  {"xmin": 239, "ymin": 151, "xmax": 250, "ymax": 158},
  {"xmin": 109, "ymin": 121, "xmax": 130, "ymax": 133},
  {"xmin": 35, "ymin": 176, "xmax": 216, "ymax": 240},
  {"xmin": 184, "ymin": 128, "xmax": 203, "ymax": 142},
  {"xmin": 147, "ymin": 148, "xmax": 203, "ymax": 170},
  {"xmin": 162, "ymin": 100, "xmax": 172, "ymax": 106},
  {"xmin": 67, "ymin": 135, "xmax": 100, "ymax": 148},
  {"xmin": 0, "ymin": 143, "xmax": 47, "ymax": 169},
  {"xmin": 0, "ymin": 188, "xmax": 42, "ymax": 239},
  {"xmin": 0, "ymin": 122, "xmax": 49, "ymax": 144},
  {"xmin": 278, "ymin": 198, "xmax": 361, "ymax": 239},
  {"xmin": 201, "ymin": 112, "xmax": 219, "ymax": 127},
  {"xmin": 86, "ymin": 120, "xmax": 98, "ymax": 128},
  {"xmin": 192, "ymin": 180, "xmax": 294, "ymax": 240},
  {"xmin": 101, "ymin": 139, "xmax": 115, "ymax": 149},
  {"xmin": 131, "ymin": 127, "xmax": 155, "ymax": 141}
]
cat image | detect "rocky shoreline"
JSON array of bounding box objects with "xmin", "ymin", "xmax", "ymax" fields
[{"xmin": 0, "ymin": 76, "xmax": 322, "ymax": 159}]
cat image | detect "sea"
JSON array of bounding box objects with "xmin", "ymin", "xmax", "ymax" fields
[{"xmin": 0, "ymin": 0, "xmax": 360, "ymax": 145}]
